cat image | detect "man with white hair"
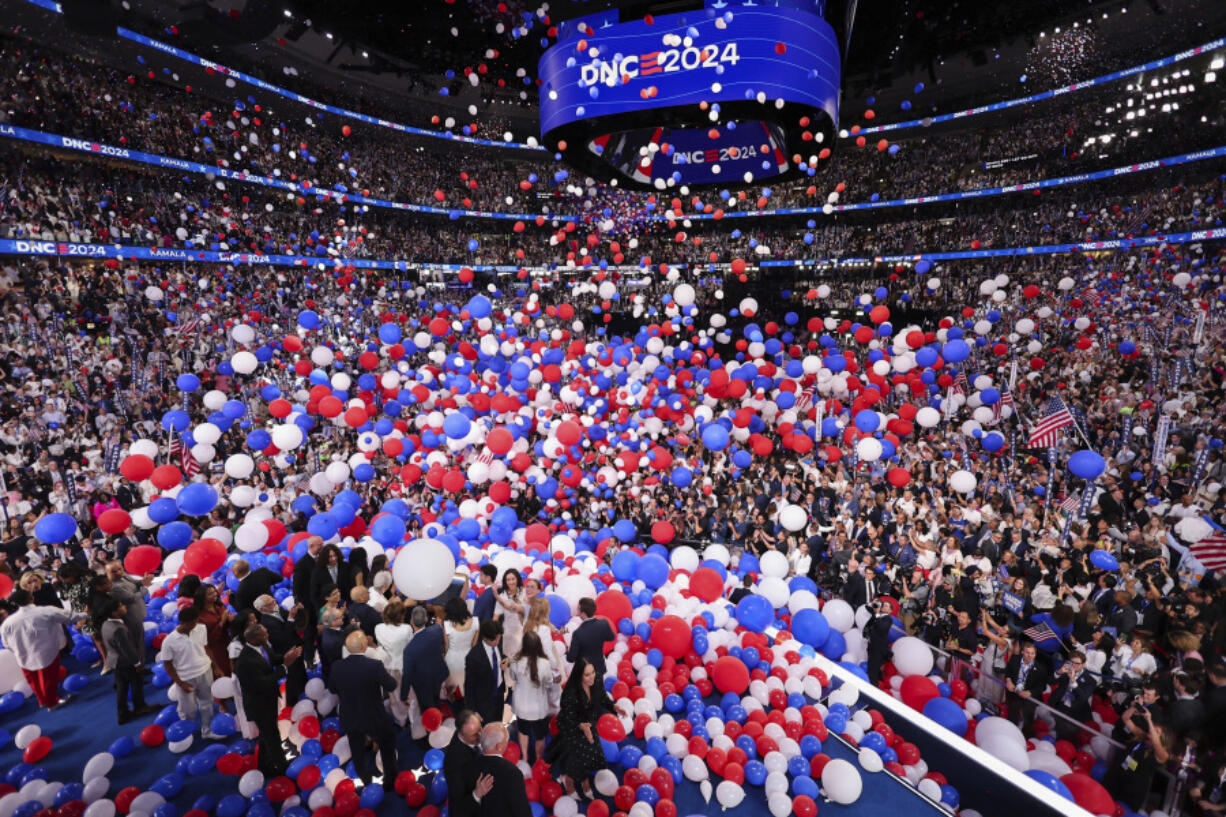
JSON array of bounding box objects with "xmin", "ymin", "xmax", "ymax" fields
[
  {"xmin": 470, "ymin": 723, "xmax": 532, "ymax": 817},
  {"xmin": 255, "ymin": 595, "xmax": 307, "ymax": 705}
]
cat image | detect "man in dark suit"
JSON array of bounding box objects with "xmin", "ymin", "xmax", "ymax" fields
[
  {"xmin": 1167, "ymin": 673, "xmax": 1206, "ymax": 739},
  {"xmin": 234, "ymin": 624, "xmax": 301, "ymax": 776},
  {"xmin": 565, "ymin": 598, "xmax": 613, "ymax": 681},
  {"xmin": 471, "ymin": 565, "xmax": 499, "ymax": 623},
  {"xmin": 1202, "ymin": 663, "xmax": 1226, "ymax": 747},
  {"xmin": 232, "ymin": 559, "xmax": 283, "ymax": 614},
  {"xmin": 471, "ymin": 724, "xmax": 532, "ymax": 817},
  {"xmin": 841, "ymin": 555, "xmax": 887, "ymax": 609},
  {"xmin": 400, "ymin": 606, "xmax": 448, "ymax": 712},
  {"xmin": 1103, "ymin": 590, "xmax": 1139, "ymax": 638},
  {"xmin": 327, "ymin": 631, "xmax": 398, "ymax": 785},
  {"xmin": 292, "ymin": 536, "xmax": 324, "ymax": 663},
  {"xmin": 318, "ymin": 608, "xmax": 348, "ymax": 682},
  {"xmin": 464, "ymin": 618, "xmax": 507, "ymax": 726},
  {"xmin": 255, "ymin": 595, "xmax": 307, "ymax": 706},
  {"xmin": 1049, "ymin": 652, "xmax": 1097, "ymax": 739},
  {"xmin": 347, "ymin": 587, "xmax": 382, "ymax": 637},
  {"xmin": 444, "ymin": 710, "xmax": 492, "ymax": 817},
  {"xmin": 1004, "ymin": 642, "xmax": 1049, "ymax": 732},
  {"xmin": 864, "ymin": 601, "xmax": 894, "ymax": 685}
]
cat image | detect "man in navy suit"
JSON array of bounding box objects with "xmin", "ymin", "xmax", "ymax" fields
[
  {"xmin": 291, "ymin": 536, "xmax": 324, "ymax": 664},
  {"xmin": 347, "ymin": 587, "xmax": 382, "ymax": 637},
  {"xmin": 565, "ymin": 598, "xmax": 614, "ymax": 681},
  {"xmin": 318, "ymin": 608, "xmax": 348, "ymax": 682},
  {"xmin": 328, "ymin": 631, "xmax": 398, "ymax": 785},
  {"xmin": 471, "ymin": 565, "xmax": 499, "ymax": 623},
  {"xmin": 464, "ymin": 619, "xmax": 507, "ymax": 726},
  {"xmin": 1050, "ymin": 652, "xmax": 1097, "ymax": 739},
  {"xmin": 400, "ymin": 606, "xmax": 448, "ymax": 712},
  {"xmin": 234, "ymin": 624, "xmax": 301, "ymax": 776},
  {"xmin": 471, "ymin": 724, "xmax": 532, "ymax": 817}
]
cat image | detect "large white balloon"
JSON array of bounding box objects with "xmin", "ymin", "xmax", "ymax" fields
[
  {"xmin": 392, "ymin": 539, "xmax": 456, "ymax": 600},
  {"xmin": 715, "ymin": 780, "xmax": 745, "ymax": 809},
  {"xmin": 949, "ymin": 470, "xmax": 978, "ymax": 494},
  {"xmin": 759, "ymin": 550, "xmax": 789, "ymax": 579},
  {"xmin": 821, "ymin": 758, "xmax": 863, "ymax": 804},
  {"xmin": 891, "ymin": 637, "xmax": 935, "ymax": 677},
  {"xmin": 822, "ymin": 599, "xmax": 855, "ymax": 633},
  {"xmin": 779, "ymin": 504, "xmax": 807, "ymax": 532},
  {"xmin": 224, "ymin": 454, "xmax": 254, "ymax": 479}
]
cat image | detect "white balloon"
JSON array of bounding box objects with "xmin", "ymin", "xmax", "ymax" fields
[
  {"xmin": 715, "ymin": 780, "xmax": 745, "ymax": 809},
  {"xmin": 235, "ymin": 522, "xmax": 270, "ymax": 552},
  {"xmin": 392, "ymin": 539, "xmax": 455, "ymax": 600},
  {"xmin": 211, "ymin": 677, "xmax": 235, "ymax": 699},
  {"xmin": 821, "ymin": 758, "xmax": 863, "ymax": 804},
  {"xmin": 822, "ymin": 599, "xmax": 855, "ymax": 633},
  {"xmin": 759, "ymin": 550, "xmax": 789, "ymax": 578},
  {"xmin": 949, "ymin": 470, "xmax": 977, "ymax": 494},
  {"xmin": 859, "ymin": 747, "xmax": 884, "ymax": 773},
  {"xmin": 14, "ymin": 724, "xmax": 40, "ymax": 749},
  {"xmin": 238, "ymin": 770, "xmax": 265, "ymax": 798},
  {"xmin": 593, "ymin": 769, "xmax": 620, "ymax": 796},
  {"xmin": 915, "ymin": 406, "xmax": 940, "ymax": 428},
  {"xmin": 779, "ymin": 504, "xmax": 807, "ymax": 532},
  {"xmin": 891, "ymin": 637, "xmax": 935, "ymax": 677},
  {"xmin": 682, "ymin": 754, "xmax": 709, "ymax": 782},
  {"xmin": 82, "ymin": 778, "xmax": 110, "ymax": 804},
  {"xmin": 224, "ymin": 454, "xmax": 255, "ymax": 479},
  {"xmin": 231, "ymin": 351, "xmax": 258, "ymax": 374},
  {"xmin": 83, "ymin": 800, "xmax": 116, "ymax": 817},
  {"xmin": 669, "ymin": 546, "xmax": 699, "ymax": 572},
  {"xmin": 83, "ymin": 752, "xmax": 114, "ymax": 783}
]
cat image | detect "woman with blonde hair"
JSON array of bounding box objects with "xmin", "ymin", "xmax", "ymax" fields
[
  {"xmin": 375, "ymin": 600, "xmax": 414, "ymax": 726},
  {"xmin": 524, "ymin": 597, "xmax": 565, "ymax": 711}
]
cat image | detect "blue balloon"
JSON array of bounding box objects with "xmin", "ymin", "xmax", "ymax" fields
[
  {"xmin": 423, "ymin": 748, "xmax": 445, "ymax": 771},
  {"xmin": 1068, "ymin": 449, "xmax": 1106, "ymax": 479},
  {"xmin": 734, "ymin": 595, "xmax": 773, "ymax": 632},
  {"xmin": 791, "ymin": 609, "xmax": 830, "ymax": 647},
  {"xmin": 176, "ymin": 374, "xmax": 200, "ymax": 392},
  {"xmin": 62, "ymin": 673, "xmax": 89, "ymax": 693},
  {"xmin": 1024, "ymin": 769, "xmax": 1072, "ymax": 799},
  {"xmin": 701, "ymin": 423, "xmax": 730, "ymax": 451},
  {"xmin": 157, "ymin": 521, "xmax": 193, "ymax": 550},
  {"xmin": 34, "ymin": 513, "xmax": 77, "ymax": 544},
  {"xmin": 177, "ymin": 482, "xmax": 219, "ymax": 516},
  {"xmin": 923, "ymin": 696, "xmax": 968, "ymax": 736},
  {"xmin": 611, "ymin": 549, "xmax": 640, "ymax": 583},
  {"xmin": 443, "ymin": 413, "xmax": 471, "ymax": 439},
  {"xmin": 635, "ymin": 553, "xmax": 670, "ymax": 590},
  {"xmin": 370, "ymin": 514, "xmax": 406, "ymax": 547},
  {"xmin": 942, "ymin": 340, "xmax": 971, "ymax": 363},
  {"xmin": 820, "ymin": 629, "xmax": 846, "ymax": 660},
  {"xmin": 209, "ymin": 713, "xmax": 237, "ymax": 737},
  {"xmin": 297, "ymin": 310, "xmax": 320, "ymax": 330},
  {"xmin": 1089, "ymin": 550, "xmax": 1120, "ymax": 571},
  {"xmin": 216, "ymin": 795, "xmax": 248, "ymax": 817},
  {"xmin": 854, "ymin": 410, "xmax": 880, "ymax": 433}
]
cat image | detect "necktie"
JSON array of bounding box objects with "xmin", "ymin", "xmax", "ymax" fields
[
  {"xmin": 1019, "ymin": 663, "xmax": 1029, "ymax": 686},
  {"xmin": 490, "ymin": 645, "xmax": 500, "ymax": 688}
]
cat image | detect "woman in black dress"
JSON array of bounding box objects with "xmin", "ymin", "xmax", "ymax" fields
[{"xmin": 554, "ymin": 657, "xmax": 615, "ymax": 798}]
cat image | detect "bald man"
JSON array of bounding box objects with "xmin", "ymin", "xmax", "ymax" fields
[{"xmin": 327, "ymin": 630, "xmax": 398, "ymax": 785}]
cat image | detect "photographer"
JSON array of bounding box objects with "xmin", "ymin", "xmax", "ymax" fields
[
  {"xmin": 1050, "ymin": 652, "xmax": 1097, "ymax": 739},
  {"xmin": 1102, "ymin": 706, "xmax": 1172, "ymax": 813},
  {"xmin": 865, "ymin": 599, "xmax": 894, "ymax": 685},
  {"xmin": 946, "ymin": 609, "xmax": 978, "ymax": 664}
]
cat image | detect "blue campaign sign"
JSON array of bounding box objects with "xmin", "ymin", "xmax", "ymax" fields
[{"xmin": 538, "ymin": 1, "xmax": 840, "ymax": 187}]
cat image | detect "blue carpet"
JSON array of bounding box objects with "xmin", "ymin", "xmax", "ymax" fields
[{"xmin": 0, "ymin": 658, "xmax": 944, "ymax": 817}]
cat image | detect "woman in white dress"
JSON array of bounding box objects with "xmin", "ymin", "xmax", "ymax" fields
[
  {"xmin": 524, "ymin": 597, "xmax": 565, "ymax": 714},
  {"xmin": 497, "ymin": 569, "xmax": 526, "ymax": 659},
  {"xmin": 508, "ymin": 631, "xmax": 558, "ymax": 765},
  {"xmin": 442, "ymin": 597, "xmax": 478, "ymax": 700},
  {"xmin": 374, "ymin": 600, "xmax": 414, "ymax": 726}
]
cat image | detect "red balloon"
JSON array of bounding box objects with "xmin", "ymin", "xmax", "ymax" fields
[
  {"xmin": 613, "ymin": 786, "xmax": 636, "ymax": 812},
  {"xmin": 120, "ymin": 454, "xmax": 155, "ymax": 482},
  {"xmin": 392, "ymin": 771, "xmax": 416, "ymax": 796},
  {"xmin": 649, "ymin": 767, "xmax": 674, "ymax": 800},
  {"xmin": 689, "ymin": 567, "xmax": 724, "ymax": 603},
  {"xmin": 0, "ymin": 575, "xmax": 13, "ymax": 600},
  {"xmin": 595, "ymin": 590, "xmax": 633, "ymax": 624},
  {"xmin": 183, "ymin": 538, "xmax": 227, "ymax": 576},
  {"xmin": 1060, "ymin": 773, "xmax": 1115, "ymax": 815},
  {"xmin": 650, "ymin": 521, "xmax": 675, "ymax": 545},
  {"xmin": 421, "ymin": 708, "xmax": 443, "ymax": 731},
  {"xmin": 486, "ymin": 427, "xmax": 513, "ymax": 454},
  {"xmin": 297, "ymin": 715, "xmax": 320, "ymax": 738},
  {"xmin": 887, "ymin": 467, "xmax": 911, "ymax": 487},
  {"xmin": 538, "ymin": 782, "xmax": 563, "ymax": 809},
  {"xmin": 555, "ymin": 421, "xmax": 582, "ymax": 446},
  {"xmin": 266, "ymin": 777, "xmax": 295, "ymax": 802},
  {"xmin": 650, "ymin": 616, "xmax": 691, "ymax": 659},
  {"xmin": 404, "ymin": 783, "xmax": 427, "ymax": 807},
  {"xmin": 711, "ymin": 655, "xmax": 750, "ymax": 694},
  {"xmin": 596, "ymin": 713, "xmax": 626, "ymax": 742},
  {"xmin": 97, "ymin": 508, "xmax": 131, "ymax": 535},
  {"xmin": 115, "ymin": 787, "xmax": 140, "ymax": 814},
  {"xmin": 22, "ymin": 736, "xmax": 52, "ymax": 763},
  {"xmin": 216, "ymin": 753, "xmax": 244, "ymax": 775},
  {"xmin": 899, "ymin": 674, "xmax": 940, "ymax": 711},
  {"xmin": 587, "ymin": 801, "xmax": 610, "ymax": 817},
  {"xmin": 297, "ymin": 766, "xmax": 321, "ymax": 790},
  {"xmin": 140, "ymin": 724, "xmax": 164, "ymax": 747},
  {"xmin": 793, "ymin": 795, "xmax": 818, "ymax": 817},
  {"xmin": 722, "ymin": 761, "xmax": 744, "ymax": 784},
  {"xmin": 150, "ymin": 465, "xmax": 182, "ymax": 490},
  {"xmin": 123, "ymin": 545, "xmax": 162, "ymax": 576}
]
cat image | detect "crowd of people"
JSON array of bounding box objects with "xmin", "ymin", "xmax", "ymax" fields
[{"xmin": 0, "ymin": 10, "xmax": 1225, "ymax": 817}]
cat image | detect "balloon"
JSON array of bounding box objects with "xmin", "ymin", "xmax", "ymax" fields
[
  {"xmin": 734, "ymin": 595, "xmax": 773, "ymax": 632},
  {"xmin": 900, "ymin": 675, "xmax": 940, "ymax": 711},
  {"xmin": 34, "ymin": 514, "xmax": 77, "ymax": 544},
  {"xmin": 711, "ymin": 656, "xmax": 749, "ymax": 695},
  {"xmin": 650, "ymin": 617, "xmax": 692, "ymax": 660},
  {"xmin": 1060, "ymin": 773, "xmax": 1114, "ymax": 814},
  {"xmin": 689, "ymin": 568, "xmax": 724, "ymax": 603},
  {"xmin": 891, "ymin": 637, "xmax": 934, "ymax": 677},
  {"xmin": 1081, "ymin": 547, "xmax": 1119, "ymax": 573},
  {"xmin": 596, "ymin": 715, "xmax": 625, "ymax": 742},
  {"xmin": 922, "ymin": 697, "xmax": 968, "ymax": 736},
  {"xmin": 1024, "ymin": 770, "xmax": 1072, "ymax": 799},
  {"xmin": 1068, "ymin": 450, "xmax": 1105, "ymax": 480},
  {"xmin": 949, "ymin": 470, "xmax": 977, "ymax": 494},
  {"xmin": 392, "ymin": 539, "xmax": 455, "ymax": 600},
  {"xmin": 791, "ymin": 609, "xmax": 830, "ymax": 648},
  {"xmin": 714, "ymin": 781, "xmax": 745, "ymax": 809},
  {"xmin": 820, "ymin": 758, "xmax": 862, "ymax": 804},
  {"xmin": 779, "ymin": 505, "xmax": 807, "ymax": 532},
  {"xmin": 183, "ymin": 539, "xmax": 226, "ymax": 575},
  {"xmin": 123, "ymin": 546, "xmax": 162, "ymax": 576}
]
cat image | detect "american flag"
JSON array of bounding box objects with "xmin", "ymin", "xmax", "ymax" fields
[
  {"xmin": 171, "ymin": 317, "xmax": 202, "ymax": 342},
  {"xmin": 168, "ymin": 433, "xmax": 202, "ymax": 478},
  {"xmin": 1023, "ymin": 621, "xmax": 1056, "ymax": 643},
  {"xmin": 1189, "ymin": 533, "xmax": 1226, "ymax": 572},
  {"xmin": 952, "ymin": 371, "xmax": 970, "ymax": 396},
  {"xmin": 476, "ymin": 447, "xmax": 495, "ymax": 466},
  {"xmin": 1059, "ymin": 494, "xmax": 1080, "ymax": 514},
  {"xmin": 991, "ymin": 389, "xmax": 1014, "ymax": 424},
  {"xmin": 796, "ymin": 386, "xmax": 816, "ymax": 413},
  {"xmin": 1027, "ymin": 397, "xmax": 1075, "ymax": 448}
]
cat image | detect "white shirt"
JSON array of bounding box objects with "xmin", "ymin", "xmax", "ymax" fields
[
  {"xmin": 159, "ymin": 624, "xmax": 211, "ymax": 679},
  {"xmin": 486, "ymin": 642, "xmax": 501, "ymax": 689},
  {"xmin": 375, "ymin": 623, "xmax": 414, "ymax": 673},
  {"xmin": 509, "ymin": 656, "xmax": 556, "ymax": 721},
  {"xmin": 0, "ymin": 605, "xmax": 70, "ymax": 670}
]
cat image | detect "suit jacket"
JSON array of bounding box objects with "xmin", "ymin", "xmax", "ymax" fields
[
  {"xmin": 235, "ymin": 568, "xmax": 283, "ymax": 614},
  {"xmin": 348, "ymin": 601, "xmax": 382, "ymax": 638},
  {"xmin": 292, "ymin": 555, "xmax": 316, "ymax": 611},
  {"xmin": 443, "ymin": 732, "xmax": 481, "ymax": 817},
  {"xmin": 234, "ymin": 644, "xmax": 286, "ymax": 717},
  {"xmin": 311, "ymin": 564, "xmax": 352, "ymax": 611},
  {"xmin": 565, "ymin": 618, "xmax": 614, "ymax": 669},
  {"xmin": 1166, "ymin": 697, "xmax": 1206, "ymax": 738},
  {"xmin": 261, "ymin": 610, "xmax": 303, "ymax": 654},
  {"xmin": 472, "ymin": 587, "xmax": 496, "ymax": 623},
  {"xmin": 473, "ymin": 754, "xmax": 532, "ymax": 817},
  {"xmin": 1050, "ymin": 670, "xmax": 1096, "ymax": 721},
  {"xmin": 326, "ymin": 654, "xmax": 396, "ymax": 735},
  {"xmin": 841, "ymin": 572, "xmax": 887, "ymax": 609},
  {"xmin": 464, "ymin": 641, "xmax": 507, "ymax": 725},
  {"xmin": 319, "ymin": 627, "xmax": 347, "ymax": 680},
  {"xmin": 1004, "ymin": 655, "xmax": 1049, "ymax": 696},
  {"xmin": 101, "ymin": 618, "xmax": 142, "ymax": 670},
  {"xmin": 1104, "ymin": 604, "xmax": 1138, "ymax": 637},
  {"xmin": 400, "ymin": 624, "xmax": 448, "ymax": 704}
]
